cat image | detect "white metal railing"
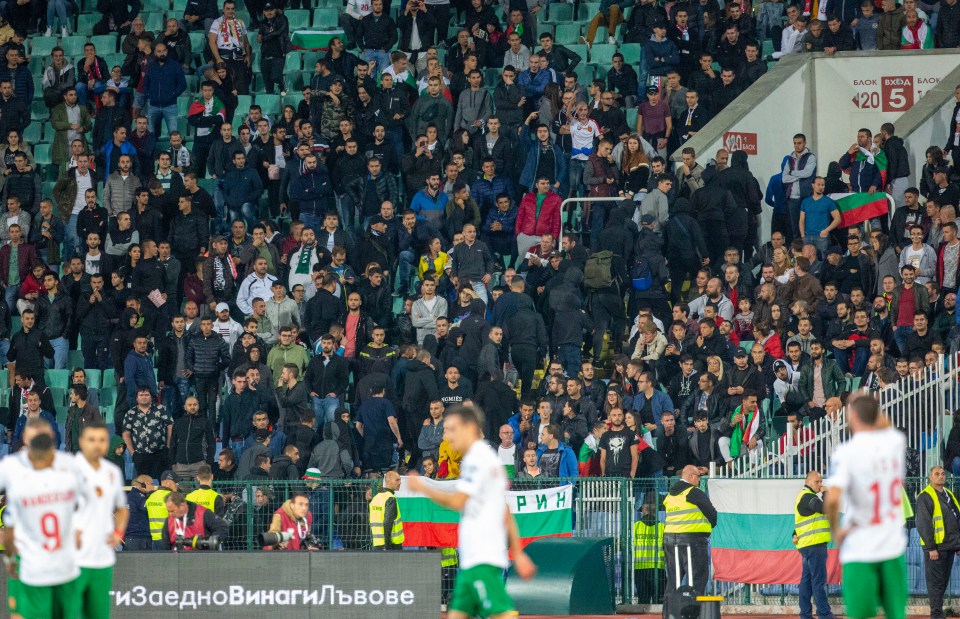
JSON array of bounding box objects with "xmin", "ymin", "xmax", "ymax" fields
[
  {"xmin": 559, "ymin": 197, "xmax": 629, "ymax": 232},
  {"xmin": 715, "ymin": 354, "xmax": 960, "ymax": 479}
]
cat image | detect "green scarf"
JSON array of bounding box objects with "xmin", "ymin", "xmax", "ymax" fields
[
  {"xmin": 295, "ymin": 245, "xmax": 313, "ymax": 275},
  {"xmin": 729, "ymin": 404, "xmax": 757, "ymax": 459}
]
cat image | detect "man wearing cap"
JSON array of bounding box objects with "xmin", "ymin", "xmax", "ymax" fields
[
  {"xmin": 929, "ymin": 166, "xmax": 960, "ymax": 208},
  {"xmin": 257, "ymin": 3, "xmax": 290, "ymax": 95}
]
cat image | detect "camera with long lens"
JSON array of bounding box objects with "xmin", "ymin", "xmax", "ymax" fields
[
  {"xmin": 259, "ymin": 530, "xmax": 293, "ymax": 546},
  {"xmin": 174, "ymin": 534, "xmax": 222, "ymax": 551}
]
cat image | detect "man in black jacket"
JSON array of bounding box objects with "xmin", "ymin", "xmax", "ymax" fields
[
  {"xmin": 76, "ymin": 273, "xmax": 118, "ymax": 370},
  {"xmin": 36, "ymin": 272, "xmax": 72, "ymax": 370},
  {"xmin": 305, "ymin": 274, "xmax": 344, "ymax": 343},
  {"xmin": 169, "ymin": 396, "xmax": 216, "ymax": 478},
  {"xmin": 0, "ymin": 80, "xmax": 28, "ymax": 138},
  {"xmin": 186, "ymin": 317, "xmax": 230, "ymax": 422},
  {"xmin": 881, "ymin": 122, "xmax": 911, "ymax": 208},
  {"xmin": 258, "ymin": 4, "xmax": 289, "ymax": 94},
  {"xmin": 537, "ymin": 32, "xmax": 581, "ymax": 77},
  {"xmin": 306, "ymin": 334, "xmax": 350, "ymax": 426},
  {"xmin": 8, "ymin": 310, "xmax": 53, "ymax": 389},
  {"xmin": 158, "ymin": 314, "xmax": 192, "ymax": 416}
]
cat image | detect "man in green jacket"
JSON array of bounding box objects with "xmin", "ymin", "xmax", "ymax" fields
[
  {"xmin": 797, "ymin": 340, "xmax": 845, "ymax": 417},
  {"xmin": 50, "ymin": 88, "xmax": 91, "ymax": 170}
]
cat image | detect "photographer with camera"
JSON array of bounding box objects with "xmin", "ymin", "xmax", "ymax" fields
[
  {"xmin": 261, "ymin": 492, "xmax": 319, "ymax": 551},
  {"xmin": 160, "ymin": 491, "xmax": 229, "ymax": 551}
]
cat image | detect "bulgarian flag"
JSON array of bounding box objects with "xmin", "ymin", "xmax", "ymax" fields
[
  {"xmin": 709, "ymin": 479, "xmax": 842, "ymax": 585},
  {"xmin": 397, "ymin": 478, "xmax": 573, "ymax": 548},
  {"xmin": 291, "ymin": 28, "xmax": 346, "ymax": 51},
  {"xmin": 187, "ymin": 96, "xmax": 226, "ymax": 122},
  {"xmin": 829, "ymin": 192, "xmax": 893, "ymax": 228}
]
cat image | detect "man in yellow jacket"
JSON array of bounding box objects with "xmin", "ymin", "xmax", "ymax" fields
[
  {"xmin": 369, "ymin": 471, "xmax": 404, "ymax": 550},
  {"xmin": 663, "ymin": 465, "xmax": 717, "ymax": 604},
  {"xmin": 916, "ymin": 466, "xmax": 960, "ymax": 619},
  {"xmin": 793, "ymin": 470, "xmax": 833, "ymax": 619}
]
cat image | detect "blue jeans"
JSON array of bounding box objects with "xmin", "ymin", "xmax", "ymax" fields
[
  {"xmin": 893, "ymin": 326, "xmax": 914, "ymax": 356},
  {"xmin": 951, "ymin": 456, "xmax": 960, "ymax": 476},
  {"xmin": 75, "ymin": 80, "xmax": 105, "ymax": 106},
  {"xmin": 568, "ymin": 158, "xmax": 586, "ymax": 197},
  {"xmin": 147, "ymin": 103, "xmax": 178, "ymax": 137},
  {"xmin": 46, "ymin": 0, "xmax": 69, "ymax": 30},
  {"xmin": 557, "ymin": 343, "xmax": 581, "ymax": 378},
  {"xmin": 362, "ymin": 49, "xmax": 391, "ymax": 78},
  {"xmin": 831, "ymin": 346, "xmax": 868, "ymax": 376},
  {"xmin": 312, "ymin": 396, "xmax": 340, "ymax": 427},
  {"xmin": 163, "ymin": 376, "xmax": 191, "ymax": 417},
  {"xmin": 798, "ymin": 545, "xmax": 833, "ymax": 619},
  {"xmin": 45, "ymin": 336, "xmax": 69, "ymax": 369},
  {"xmin": 0, "ymin": 338, "xmax": 9, "ymax": 366},
  {"xmin": 3, "ymin": 285, "xmax": 16, "ymax": 314},
  {"xmin": 471, "ymin": 280, "xmax": 488, "ymax": 304},
  {"xmin": 228, "ymin": 202, "xmax": 259, "ymax": 231},
  {"xmin": 64, "ymin": 213, "xmax": 80, "ymax": 260},
  {"xmin": 81, "ymin": 332, "xmax": 110, "ymax": 370},
  {"xmin": 397, "ymin": 249, "xmax": 416, "ymax": 294},
  {"xmin": 229, "ymin": 438, "xmax": 246, "ymax": 460},
  {"xmin": 300, "ymin": 212, "xmax": 323, "ymax": 234},
  {"xmin": 803, "ymin": 235, "xmax": 828, "ymax": 256},
  {"xmin": 385, "ymin": 126, "xmax": 405, "ymax": 166}
]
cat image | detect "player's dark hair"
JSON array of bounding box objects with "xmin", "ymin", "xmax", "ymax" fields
[
  {"xmin": 848, "ymin": 392, "xmax": 881, "ymax": 425},
  {"xmin": 28, "ymin": 432, "xmax": 54, "ymax": 453},
  {"xmin": 447, "ymin": 404, "xmax": 486, "ymax": 432}
]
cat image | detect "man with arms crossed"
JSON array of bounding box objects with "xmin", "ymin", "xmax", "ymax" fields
[
  {"xmin": 409, "ymin": 404, "xmax": 536, "ymax": 618},
  {"xmin": 824, "ymin": 391, "xmax": 906, "ymax": 619}
]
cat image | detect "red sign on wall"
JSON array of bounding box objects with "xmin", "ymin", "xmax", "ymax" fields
[
  {"xmin": 881, "ymin": 76, "xmax": 915, "ymax": 112},
  {"xmin": 723, "ymin": 132, "xmax": 758, "ymax": 155}
]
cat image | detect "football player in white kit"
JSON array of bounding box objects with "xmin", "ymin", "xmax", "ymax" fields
[
  {"xmin": 0, "ymin": 418, "xmax": 86, "ymax": 619},
  {"xmin": 74, "ymin": 422, "xmax": 129, "ymax": 618},
  {"xmin": 824, "ymin": 391, "xmax": 907, "ymax": 619},
  {"xmin": 408, "ymin": 404, "xmax": 536, "ymax": 619}
]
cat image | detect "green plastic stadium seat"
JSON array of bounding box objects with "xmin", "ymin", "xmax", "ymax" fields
[
  {"xmin": 256, "ymin": 93, "xmax": 280, "ymax": 116},
  {"xmin": 589, "ymin": 43, "xmax": 617, "ymax": 65},
  {"xmin": 102, "ymin": 369, "xmax": 116, "ymax": 388},
  {"xmin": 45, "ymin": 369, "xmax": 71, "ymax": 390},
  {"xmin": 173, "ymin": 0, "xmax": 188, "ymax": 11},
  {"xmin": 60, "ymin": 35, "xmax": 87, "ymax": 57},
  {"xmin": 77, "ymin": 13, "xmax": 101, "ymax": 34},
  {"xmin": 284, "ymin": 53, "xmax": 302, "ymax": 73},
  {"xmin": 90, "ymin": 34, "xmax": 119, "ymax": 54},
  {"xmin": 592, "ymin": 64, "xmax": 609, "ymax": 80},
  {"xmin": 143, "ymin": 0, "xmax": 170, "ymax": 12},
  {"xmin": 547, "ymin": 3, "xmax": 573, "ymax": 22},
  {"xmin": 104, "ymin": 53, "xmax": 125, "ymax": 70},
  {"xmin": 188, "ymin": 31, "xmax": 206, "ymax": 53},
  {"xmin": 86, "ymin": 369, "xmax": 102, "ymax": 389},
  {"xmin": 286, "ymin": 9, "xmax": 311, "ymax": 28},
  {"xmin": 100, "ymin": 387, "xmax": 117, "ymax": 408},
  {"xmin": 619, "ymin": 43, "xmax": 642, "ymax": 65},
  {"xmin": 177, "ymin": 95, "xmax": 190, "ymax": 117},
  {"xmin": 578, "ymin": 2, "xmax": 600, "ymax": 20},
  {"xmin": 625, "ymin": 107, "xmax": 637, "ymax": 130},
  {"xmin": 554, "ymin": 23, "xmax": 581, "ymax": 45},
  {"xmin": 0, "ymin": 369, "xmax": 8, "ymax": 387},
  {"xmin": 67, "ymin": 349, "xmax": 83, "ymax": 370},
  {"xmin": 283, "ymin": 91, "xmax": 303, "ymax": 109},
  {"xmin": 314, "ymin": 7, "xmax": 339, "ymax": 28},
  {"xmin": 34, "ymin": 143, "xmax": 51, "ymax": 165},
  {"xmin": 29, "ymin": 38, "xmax": 57, "ymax": 57},
  {"xmin": 236, "ymin": 94, "xmax": 252, "ymax": 113},
  {"xmin": 566, "ymin": 44, "xmax": 588, "ymax": 66},
  {"xmin": 142, "ymin": 12, "xmax": 165, "ymax": 31}
]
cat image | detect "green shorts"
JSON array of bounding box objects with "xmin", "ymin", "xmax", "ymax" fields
[
  {"xmin": 77, "ymin": 566, "xmax": 113, "ymax": 619},
  {"xmin": 8, "ymin": 575, "xmax": 81, "ymax": 619},
  {"xmin": 448, "ymin": 564, "xmax": 515, "ymax": 618},
  {"xmin": 842, "ymin": 555, "xmax": 907, "ymax": 619}
]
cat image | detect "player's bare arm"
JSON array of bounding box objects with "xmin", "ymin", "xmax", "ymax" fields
[
  {"xmin": 824, "ymin": 484, "xmax": 849, "ymax": 547},
  {"xmin": 407, "ymin": 472, "xmax": 468, "ymax": 512},
  {"xmin": 505, "ymin": 507, "xmax": 536, "ymax": 581}
]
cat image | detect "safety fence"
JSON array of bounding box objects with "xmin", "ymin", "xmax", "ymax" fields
[
  {"xmin": 157, "ymin": 473, "xmax": 959, "ymax": 608},
  {"xmin": 717, "ymin": 354, "xmax": 960, "ymax": 480}
]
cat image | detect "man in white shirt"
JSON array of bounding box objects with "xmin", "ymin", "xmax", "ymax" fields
[
  {"xmin": 773, "ymin": 9, "xmax": 808, "ymax": 59},
  {"xmin": 411, "ymin": 276, "xmax": 448, "ymax": 344},
  {"xmin": 236, "ymin": 256, "xmax": 278, "ymax": 315}
]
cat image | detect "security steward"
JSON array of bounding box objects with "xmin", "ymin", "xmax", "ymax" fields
[
  {"xmin": 185, "ymin": 464, "xmax": 225, "ymax": 516},
  {"xmin": 793, "ymin": 471, "xmax": 834, "ymax": 619},
  {"xmin": 146, "ymin": 470, "xmax": 179, "ymax": 550},
  {"xmin": 369, "ymin": 471, "xmax": 404, "ymax": 550},
  {"xmin": 662, "ymin": 465, "xmax": 717, "ymax": 612},
  {"xmin": 634, "ymin": 491, "xmax": 665, "ymax": 604},
  {"xmin": 916, "ymin": 466, "xmax": 960, "ymax": 619},
  {"xmin": 0, "ymin": 496, "xmax": 6, "ymax": 551}
]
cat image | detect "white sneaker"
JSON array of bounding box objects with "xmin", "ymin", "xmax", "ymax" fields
[
  {"xmin": 579, "ymin": 34, "xmax": 591, "ymax": 49},
  {"xmin": 279, "ymin": 90, "xmax": 286, "ymax": 97},
  {"xmin": 607, "ymin": 35, "xmax": 616, "ymax": 44},
  {"xmin": 61, "ymin": 26, "xmax": 68, "ymax": 37},
  {"xmin": 44, "ymin": 27, "xmax": 51, "ymax": 36}
]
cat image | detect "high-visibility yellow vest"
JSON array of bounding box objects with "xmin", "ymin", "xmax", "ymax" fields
[
  {"xmin": 440, "ymin": 547, "xmax": 459, "ymax": 567},
  {"xmin": 369, "ymin": 491, "xmax": 404, "ymax": 547},
  {"xmin": 0, "ymin": 505, "xmax": 5, "ymax": 551},
  {"xmin": 185, "ymin": 487, "xmax": 220, "ymax": 513},
  {"xmin": 794, "ymin": 488, "xmax": 831, "ymax": 549},
  {"xmin": 633, "ymin": 520, "xmax": 665, "ymax": 569},
  {"xmin": 146, "ymin": 489, "xmax": 172, "ymax": 541},
  {"xmin": 664, "ymin": 486, "xmax": 712, "ymax": 534},
  {"xmin": 920, "ymin": 485, "xmax": 960, "ymax": 547}
]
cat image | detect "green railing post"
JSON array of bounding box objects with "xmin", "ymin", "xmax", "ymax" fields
[
  {"xmin": 245, "ymin": 486, "xmax": 254, "ymax": 551},
  {"xmin": 327, "ymin": 484, "xmax": 335, "ymax": 550}
]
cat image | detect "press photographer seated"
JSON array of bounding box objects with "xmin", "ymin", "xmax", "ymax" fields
[
  {"xmin": 160, "ymin": 490, "xmax": 229, "ymax": 551},
  {"xmin": 261, "ymin": 492, "xmax": 319, "ymax": 551}
]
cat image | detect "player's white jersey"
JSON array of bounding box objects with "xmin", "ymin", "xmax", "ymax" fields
[
  {"xmin": 826, "ymin": 426, "xmax": 907, "ymax": 564},
  {"xmin": 0, "ymin": 453, "xmax": 84, "ymax": 586},
  {"xmin": 456, "ymin": 441, "xmax": 509, "ymax": 570},
  {"xmin": 74, "ymin": 456, "xmax": 127, "ymax": 569}
]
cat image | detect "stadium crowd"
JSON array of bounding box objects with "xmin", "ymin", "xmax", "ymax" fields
[{"xmin": 0, "ymin": 0, "xmax": 954, "ymax": 502}]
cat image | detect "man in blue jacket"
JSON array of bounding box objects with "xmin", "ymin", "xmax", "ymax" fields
[
  {"xmin": 536, "ymin": 424, "xmax": 578, "ymax": 478},
  {"xmin": 289, "ymin": 152, "xmax": 334, "ymax": 232},
  {"xmin": 518, "ymin": 53, "xmax": 550, "ymax": 111},
  {"xmin": 632, "ymin": 370, "xmax": 675, "ymax": 435},
  {"xmin": 222, "ymin": 151, "xmax": 263, "ymax": 230},
  {"xmin": 141, "ymin": 42, "xmax": 187, "ymax": 138},
  {"xmin": 837, "ymin": 128, "xmax": 883, "ymax": 193},
  {"xmin": 124, "ymin": 334, "xmax": 159, "ymax": 408}
]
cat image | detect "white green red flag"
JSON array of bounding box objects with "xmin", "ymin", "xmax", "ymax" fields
[
  {"xmin": 291, "ymin": 28, "xmax": 345, "ymax": 51},
  {"xmin": 396, "ymin": 478, "xmax": 573, "ymax": 548},
  {"xmin": 708, "ymin": 479, "xmax": 841, "ymax": 585},
  {"xmin": 829, "ymin": 192, "xmax": 893, "ymax": 229}
]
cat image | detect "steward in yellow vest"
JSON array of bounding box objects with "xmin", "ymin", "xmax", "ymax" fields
[
  {"xmin": 793, "ymin": 471, "xmax": 833, "ymax": 619},
  {"xmin": 663, "ymin": 466, "xmax": 716, "ymax": 599},
  {"xmin": 184, "ymin": 465, "xmax": 225, "ymax": 515},
  {"xmin": 916, "ymin": 466, "xmax": 960, "ymax": 619},
  {"xmin": 370, "ymin": 471, "xmax": 404, "ymax": 549},
  {"xmin": 146, "ymin": 473, "xmax": 180, "ymax": 541},
  {"xmin": 633, "ymin": 498, "xmax": 666, "ymax": 605}
]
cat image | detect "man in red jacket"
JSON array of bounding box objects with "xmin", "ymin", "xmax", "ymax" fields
[{"xmin": 515, "ymin": 177, "xmax": 562, "ymax": 258}]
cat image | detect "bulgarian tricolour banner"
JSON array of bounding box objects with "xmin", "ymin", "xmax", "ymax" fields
[
  {"xmin": 708, "ymin": 479, "xmax": 841, "ymax": 585},
  {"xmin": 829, "ymin": 192, "xmax": 894, "ymax": 229},
  {"xmin": 397, "ymin": 478, "xmax": 573, "ymax": 548},
  {"xmin": 291, "ymin": 28, "xmax": 346, "ymax": 51}
]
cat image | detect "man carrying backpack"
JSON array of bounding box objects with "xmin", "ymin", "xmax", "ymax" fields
[{"xmin": 584, "ymin": 250, "xmax": 629, "ymax": 361}]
